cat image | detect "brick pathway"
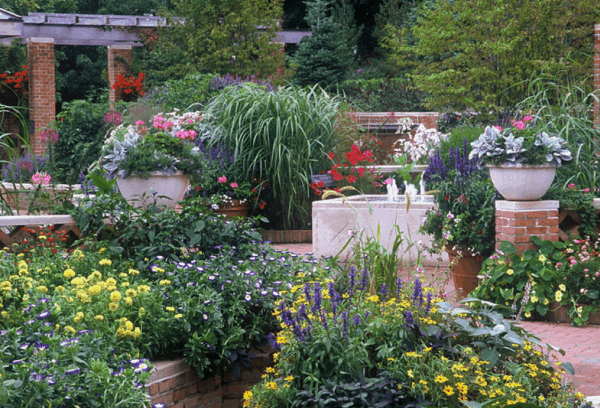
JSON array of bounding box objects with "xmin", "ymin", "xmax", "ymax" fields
[{"xmin": 271, "ymin": 242, "xmax": 600, "ymax": 398}]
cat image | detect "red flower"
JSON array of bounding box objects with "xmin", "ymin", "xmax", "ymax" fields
[
  {"xmin": 316, "ymin": 181, "xmax": 325, "ymax": 188},
  {"xmin": 346, "ymin": 174, "xmax": 357, "ymax": 184},
  {"xmin": 331, "ymin": 169, "xmax": 344, "ymax": 181},
  {"xmin": 356, "ymin": 168, "xmax": 365, "ymax": 178},
  {"xmin": 328, "ymin": 152, "xmax": 335, "ymax": 160}
]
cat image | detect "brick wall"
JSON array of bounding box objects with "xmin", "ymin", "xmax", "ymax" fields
[
  {"xmin": 148, "ymin": 347, "xmax": 273, "ymax": 408},
  {"xmin": 107, "ymin": 45, "xmax": 133, "ymax": 105},
  {"xmin": 495, "ymin": 201, "xmax": 560, "ymax": 253},
  {"xmin": 595, "ymin": 24, "xmax": 600, "ymax": 127},
  {"xmin": 27, "ymin": 38, "xmax": 55, "ymax": 156}
]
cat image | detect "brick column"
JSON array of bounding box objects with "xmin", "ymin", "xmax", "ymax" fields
[
  {"xmin": 594, "ymin": 24, "xmax": 600, "ymax": 127},
  {"xmin": 495, "ymin": 201, "xmax": 560, "ymax": 253},
  {"xmin": 27, "ymin": 37, "xmax": 55, "ymax": 156},
  {"xmin": 107, "ymin": 45, "xmax": 133, "ymax": 105}
]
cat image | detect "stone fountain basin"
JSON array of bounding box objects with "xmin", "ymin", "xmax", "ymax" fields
[{"xmin": 312, "ymin": 194, "xmax": 448, "ymax": 266}]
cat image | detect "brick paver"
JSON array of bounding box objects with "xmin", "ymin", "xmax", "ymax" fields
[{"xmin": 271, "ymin": 242, "xmax": 600, "ymax": 397}]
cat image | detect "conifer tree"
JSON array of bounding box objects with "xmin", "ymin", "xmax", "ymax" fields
[{"xmin": 292, "ymin": 0, "xmax": 352, "ymax": 87}]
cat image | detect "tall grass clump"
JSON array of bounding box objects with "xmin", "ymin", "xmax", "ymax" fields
[
  {"xmin": 514, "ymin": 67, "xmax": 600, "ymax": 191},
  {"xmin": 204, "ymin": 84, "xmax": 340, "ymax": 230}
]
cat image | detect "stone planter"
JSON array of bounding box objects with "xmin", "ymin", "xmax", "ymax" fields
[
  {"xmin": 214, "ymin": 200, "xmax": 251, "ymax": 220},
  {"xmin": 445, "ymin": 247, "xmax": 483, "ymax": 300},
  {"xmin": 488, "ymin": 164, "xmax": 556, "ymax": 201},
  {"xmin": 116, "ymin": 171, "xmax": 189, "ymax": 209}
]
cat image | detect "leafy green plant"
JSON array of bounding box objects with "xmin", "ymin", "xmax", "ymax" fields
[
  {"xmin": 204, "ymin": 84, "xmax": 341, "ymax": 230},
  {"xmin": 421, "ymin": 170, "xmax": 497, "ymax": 259},
  {"xmin": 50, "ymin": 99, "xmax": 113, "ymax": 184},
  {"xmin": 336, "ymin": 77, "xmax": 428, "ymax": 112}
]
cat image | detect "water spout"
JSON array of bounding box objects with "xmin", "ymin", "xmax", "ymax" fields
[{"xmin": 387, "ymin": 180, "xmax": 399, "ymax": 201}]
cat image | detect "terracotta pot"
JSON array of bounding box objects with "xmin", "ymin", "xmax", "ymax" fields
[
  {"xmin": 445, "ymin": 247, "xmax": 483, "ymax": 300},
  {"xmin": 214, "ymin": 200, "xmax": 251, "ymax": 220},
  {"xmin": 487, "ymin": 164, "xmax": 556, "ymax": 201},
  {"xmin": 116, "ymin": 171, "xmax": 189, "ymax": 209}
]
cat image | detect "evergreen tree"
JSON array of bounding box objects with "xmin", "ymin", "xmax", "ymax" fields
[{"xmin": 292, "ymin": 0, "xmax": 352, "ymax": 87}]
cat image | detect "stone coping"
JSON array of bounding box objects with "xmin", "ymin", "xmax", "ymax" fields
[
  {"xmin": 1, "ymin": 182, "xmax": 82, "ymax": 192},
  {"xmin": 0, "ymin": 214, "xmax": 75, "ymax": 226},
  {"xmin": 495, "ymin": 200, "xmax": 560, "ymax": 210}
]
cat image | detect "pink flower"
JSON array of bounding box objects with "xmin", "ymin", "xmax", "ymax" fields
[
  {"xmin": 218, "ymin": 176, "xmax": 227, "ymax": 184},
  {"xmin": 523, "ymin": 115, "xmax": 534, "ymax": 122},
  {"xmin": 595, "ymin": 272, "xmax": 599, "ymax": 277},
  {"xmin": 31, "ymin": 172, "xmax": 51, "ymax": 186},
  {"xmin": 135, "ymin": 120, "xmax": 145, "ymax": 126},
  {"xmin": 383, "ymin": 178, "xmax": 394, "ymax": 185},
  {"xmin": 493, "ymin": 126, "xmax": 502, "ymax": 132},
  {"xmin": 230, "ymin": 182, "xmax": 238, "ymax": 188},
  {"xmin": 513, "ymin": 121, "xmax": 526, "ymax": 130},
  {"xmin": 568, "ymin": 183, "xmax": 576, "ymax": 189}
]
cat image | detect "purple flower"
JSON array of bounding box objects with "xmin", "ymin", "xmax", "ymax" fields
[
  {"xmin": 65, "ymin": 367, "xmax": 81, "ymax": 375},
  {"xmin": 403, "ymin": 311, "xmax": 414, "ymax": 327},
  {"xmin": 352, "ymin": 314, "xmax": 361, "ymax": 326},
  {"xmin": 424, "ymin": 292, "xmax": 433, "ymax": 317},
  {"xmin": 412, "ymin": 278, "xmax": 423, "ymax": 310},
  {"xmin": 19, "ymin": 343, "xmax": 30, "ymax": 350},
  {"xmin": 341, "ymin": 311, "xmax": 349, "ymax": 341},
  {"xmin": 36, "ymin": 343, "xmax": 49, "ymax": 351},
  {"xmin": 78, "ymin": 329, "xmax": 93, "ymax": 335},
  {"xmin": 267, "ymin": 333, "xmax": 280, "ymax": 350},
  {"xmin": 271, "ymin": 290, "xmax": 280, "ymax": 297},
  {"xmin": 24, "ymin": 319, "xmax": 35, "ymax": 325},
  {"xmin": 244, "ymin": 294, "xmax": 252, "ymax": 302},
  {"xmin": 359, "ymin": 266, "xmax": 369, "ymax": 292},
  {"xmin": 37, "ymin": 310, "xmax": 51, "ymax": 320},
  {"xmin": 47, "ymin": 377, "xmax": 56, "ymax": 385},
  {"xmin": 396, "ymin": 278, "xmax": 403, "ymax": 298},
  {"xmin": 379, "ymin": 284, "xmax": 388, "ymax": 303},
  {"xmin": 202, "ymin": 313, "xmax": 209, "ymax": 321}
]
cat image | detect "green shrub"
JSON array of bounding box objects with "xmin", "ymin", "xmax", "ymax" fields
[
  {"xmin": 50, "ymin": 99, "xmax": 113, "ymax": 184},
  {"xmin": 336, "ymin": 77, "xmax": 428, "ymax": 112},
  {"xmin": 141, "ymin": 73, "xmax": 216, "ymax": 112},
  {"xmin": 438, "ymin": 125, "xmax": 484, "ymax": 164}
]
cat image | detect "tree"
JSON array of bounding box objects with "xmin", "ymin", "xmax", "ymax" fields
[
  {"xmin": 383, "ymin": 0, "xmax": 600, "ymax": 113},
  {"xmin": 291, "ymin": 0, "xmax": 353, "ymax": 87},
  {"xmin": 156, "ymin": 0, "xmax": 285, "ymax": 78}
]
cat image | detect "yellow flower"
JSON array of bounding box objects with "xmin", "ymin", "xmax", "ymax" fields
[
  {"xmin": 128, "ymin": 268, "xmax": 140, "ymax": 275},
  {"xmin": 124, "ymin": 297, "xmax": 133, "ymax": 306},
  {"xmin": 265, "ymin": 382, "xmax": 278, "ymax": 390},
  {"xmin": 106, "ymin": 278, "xmax": 117, "ymax": 286},
  {"xmin": 133, "ymin": 327, "xmax": 141, "ymax": 338},
  {"xmin": 166, "ymin": 307, "xmax": 175, "ymax": 312},
  {"xmin": 121, "ymin": 282, "xmax": 130, "ymax": 287},
  {"xmin": 94, "ymin": 315, "xmax": 104, "ymax": 321},
  {"xmin": 555, "ymin": 290, "xmax": 563, "ymax": 302},
  {"xmin": 266, "ymin": 367, "xmax": 276, "ymax": 373},
  {"xmin": 65, "ymin": 326, "xmax": 76, "ymax": 334},
  {"xmin": 543, "ymin": 298, "xmax": 549, "ymax": 305},
  {"xmin": 64, "ymin": 269, "xmax": 76, "ymax": 279},
  {"xmin": 139, "ymin": 307, "xmax": 146, "ymax": 316},
  {"xmin": 87, "ymin": 285, "xmax": 101, "ymax": 296},
  {"xmin": 38, "ymin": 286, "xmax": 48, "ymax": 293},
  {"xmin": 110, "ymin": 291, "xmax": 122, "ymax": 302},
  {"xmin": 174, "ymin": 314, "xmax": 183, "ymax": 319},
  {"xmin": 443, "ymin": 386, "xmax": 454, "ymax": 396},
  {"xmin": 506, "ymin": 269, "xmax": 514, "ymax": 275},
  {"xmin": 71, "ymin": 277, "xmax": 85, "ymax": 286},
  {"xmin": 559, "ymin": 284, "xmax": 566, "ymax": 292},
  {"xmin": 109, "ymin": 302, "xmax": 119, "ymax": 311},
  {"xmin": 435, "ymin": 375, "xmax": 448, "ymax": 383},
  {"xmin": 99, "ymin": 259, "xmax": 112, "ymax": 266},
  {"xmin": 285, "ymin": 376, "xmax": 294, "ymax": 382},
  {"xmin": 137, "ymin": 285, "xmax": 151, "ymax": 294},
  {"xmin": 125, "ymin": 320, "xmax": 134, "ymax": 330},
  {"xmin": 99, "ymin": 247, "xmax": 106, "ymax": 254},
  {"xmin": 539, "ymin": 254, "xmax": 546, "ymax": 262},
  {"xmin": 531, "ymin": 296, "xmax": 538, "ymax": 303},
  {"xmin": 159, "ymin": 280, "xmax": 171, "ymax": 286},
  {"xmin": 0, "ymin": 281, "xmax": 12, "ymax": 291},
  {"xmin": 74, "ymin": 312, "xmax": 84, "ymax": 323},
  {"xmin": 119, "ymin": 273, "xmax": 128, "ymax": 278},
  {"xmin": 243, "ymin": 391, "xmax": 253, "ymax": 400}
]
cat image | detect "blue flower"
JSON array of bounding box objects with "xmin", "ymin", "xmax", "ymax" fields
[{"xmin": 65, "ymin": 367, "xmax": 81, "ymax": 375}]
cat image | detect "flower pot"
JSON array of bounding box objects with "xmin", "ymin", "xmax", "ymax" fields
[
  {"xmin": 116, "ymin": 171, "xmax": 189, "ymax": 208},
  {"xmin": 214, "ymin": 200, "xmax": 251, "ymax": 220},
  {"xmin": 445, "ymin": 247, "xmax": 483, "ymax": 300},
  {"xmin": 487, "ymin": 164, "xmax": 556, "ymax": 201},
  {"xmin": 540, "ymin": 302, "xmax": 600, "ymax": 325}
]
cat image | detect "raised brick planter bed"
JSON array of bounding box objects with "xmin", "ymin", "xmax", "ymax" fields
[{"xmin": 148, "ymin": 347, "xmax": 274, "ymax": 408}]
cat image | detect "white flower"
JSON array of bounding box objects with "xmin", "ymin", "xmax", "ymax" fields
[{"xmin": 211, "ymin": 204, "xmax": 219, "ymax": 210}]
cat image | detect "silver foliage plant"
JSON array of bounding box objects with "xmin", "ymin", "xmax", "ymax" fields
[{"xmin": 469, "ymin": 126, "xmax": 572, "ymax": 167}]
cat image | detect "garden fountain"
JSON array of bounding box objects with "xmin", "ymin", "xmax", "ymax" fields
[{"xmin": 312, "ymin": 181, "xmax": 445, "ymax": 266}]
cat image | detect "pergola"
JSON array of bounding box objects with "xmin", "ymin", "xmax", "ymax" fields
[{"xmin": 0, "ymin": 8, "xmax": 311, "ymax": 154}]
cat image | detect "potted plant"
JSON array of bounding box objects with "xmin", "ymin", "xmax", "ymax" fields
[
  {"xmin": 98, "ymin": 111, "xmax": 205, "ymax": 208},
  {"xmin": 187, "ymin": 176, "xmax": 257, "ymax": 219},
  {"xmin": 421, "ymin": 141, "xmax": 496, "ymax": 299},
  {"xmin": 469, "ymin": 116, "xmax": 572, "ymax": 201}
]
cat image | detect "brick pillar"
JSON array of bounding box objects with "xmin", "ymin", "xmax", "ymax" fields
[
  {"xmin": 27, "ymin": 37, "xmax": 55, "ymax": 156},
  {"xmin": 107, "ymin": 45, "xmax": 133, "ymax": 105},
  {"xmin": 594, "ymin": 24, "xmax": 600, "ymax": 127},
  {"xmin": 495, "ymin": 201, "xmax": 560, "ymax": 253}
]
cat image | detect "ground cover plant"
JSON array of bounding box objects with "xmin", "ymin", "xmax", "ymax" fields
[
  {"xmin": 0, "ymin": 217, "xmax": 328, "ymax": 406},
  {"xmin": 473, "ymin": 236, "xmax": 600, "ymax": 327}
]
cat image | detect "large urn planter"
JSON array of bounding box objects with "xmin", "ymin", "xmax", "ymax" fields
[
  {"xmin": 116, "ymin": 171, "xmax": 189, "ymax": 208},
  {"xmin": 214, "ymin": 200, "xmax": 251, "ymax": 220},
  {"xmin": 487, "ymin": 164, "xmax": 556, "ymax": 201},
  {"xmin": 445, "ymin": 247, "xmax": 483, "ymax": 300}
]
